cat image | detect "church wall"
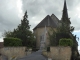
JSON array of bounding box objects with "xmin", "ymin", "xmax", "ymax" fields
[
  {"xmin": 33, "ymin": 27, "xmax": 57, "ymax": 49},
  {"xmin": 34, "ymin": 28, "xmax": 41, "ymax": 49}
]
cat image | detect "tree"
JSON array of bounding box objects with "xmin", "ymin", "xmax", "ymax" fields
[
  {"xmin": 57, "ymin": 22, "xmax": 74, "ymax": 34},
  {"xmin": 49, "ymin": 22, "xmax": 74, "ymax": 46},
  {"xmin": 3, "ymin": 11, "xmax": 36, "ymax": 47},
  {"xmin": 49, "ymin": 19, "xmax": 79, "ymax": 59},
  {"xmin": 13, "ymin": 11, "xmax": 31, "ymax": 46}
]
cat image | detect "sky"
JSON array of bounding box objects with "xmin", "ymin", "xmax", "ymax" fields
[{"xmin": 0, "ymin": 0, "xmax": 80, "ymax": 49}]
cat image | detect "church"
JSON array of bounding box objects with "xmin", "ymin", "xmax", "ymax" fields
[{"xmin": 33, "ymin": 0, "xmax": 71, "ymax": 49}]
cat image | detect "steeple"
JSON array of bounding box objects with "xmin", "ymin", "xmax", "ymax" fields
[{"xmin": 61, "ymin": 0, "xmax": 71, "ymax": 24}]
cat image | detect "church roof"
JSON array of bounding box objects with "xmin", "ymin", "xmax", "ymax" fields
[{"xmin": 33, "ymin": 15, "xmax": 59, "ymax": 30}]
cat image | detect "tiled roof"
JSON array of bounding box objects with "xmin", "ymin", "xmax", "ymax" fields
[{"xmin": 33, "ymin": 15, "xmax": 59, "ymax": 30}]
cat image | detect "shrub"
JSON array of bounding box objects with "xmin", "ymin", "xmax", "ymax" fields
[
  {"xmin": 4, "ymin": 37, "xmax": 22, "ymax": 46},
  {"xmin": 59, "ymin": 38, "xmax": 73, "ymax": 46}
]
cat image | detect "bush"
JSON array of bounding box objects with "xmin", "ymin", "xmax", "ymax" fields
[
  {"xmin": 59, "ymin": 38, "xmax": 73, "ymax": 46},
  {"xmin": 4, "ymin": 37, "xmax": 22, "ymax": 46}
]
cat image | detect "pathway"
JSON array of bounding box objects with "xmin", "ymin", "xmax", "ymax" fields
[{"xmin": 17, "ymin": 50, "xmax": 47, "ymax": 60}]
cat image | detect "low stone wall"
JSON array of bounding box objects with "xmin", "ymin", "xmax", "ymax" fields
[
  {"xmin": 50, "ymin": 46, "xmax": 72, "ymax": 60},
  {"xmin": 0, "ymin": 47, "xmax": 26, "ymax": 60},
  {"xmin": 42, "ymin": 46, "xmax": 72, "ymax": 60}
]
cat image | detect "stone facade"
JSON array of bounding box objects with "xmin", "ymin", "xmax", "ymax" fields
[
  {"xmin": 34, "ymin": 27, "xmax": 56, "ymax": 49},
  {"xmin": 34, "ymin": 27, "xmax": 49, "ymax": 49}
]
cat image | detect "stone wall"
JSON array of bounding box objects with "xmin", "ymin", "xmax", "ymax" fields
[
  {"xmin": 0, "ymin": 47, "xmax": 26, "ymax": 60},
  {"xmin": 50, "ymin": 46, "xmax": 72, "ymax": 60},
  {"xmin": 0, "ymin": 56, "xmax": 1, "ymax": 60},
  {"xmin": 42, "ymin": 46, "xmax": 72, "ymax": 60}
]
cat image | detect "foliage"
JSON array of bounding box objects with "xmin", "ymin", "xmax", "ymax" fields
[
  {"xmin": 3, "ymin": 11, "xmax": 36, "ymax": 47},
  {"xmin": 49, "ymin": 18, "xmax": 75, "ymax": 45},
  {"xmin": 4, "ymin": 37, "xmax": 22, "ymax": 46},
  {"xmin": 26, "ymin": 34, "xmax": 36, "ymax": 48},
  {"xmin": 56, "ymin": 32, "xmax": 71, "ymax": 45},
  {"xmin": 48, "ymin": 27, "xmax": 72, "ymax": 46},
  {"xmin": 3, "ymin": 30, "xmax": 13, "ymax": 37},
  {"xmin": 59, "ymin": 38, "xmax": 73, "ymax": 46},
  {"xmin": 57, "ymin": 22, "xmax": 74, "ymax": 34},
  {"xmin": 48, "ymin": 18, "xmax": 78, "ymax": 59}
]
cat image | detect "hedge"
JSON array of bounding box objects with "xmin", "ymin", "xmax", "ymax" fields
[
  {"xmin": 4, "ymin": 37, "xmax": 22, "ymax": 46},
  {"xmin": 59, "ymin": 38, "xmax": 73, "ymax": 46}
]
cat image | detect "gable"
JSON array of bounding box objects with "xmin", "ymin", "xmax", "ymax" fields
[{"xmin": 33, "ymin": 14, "xmax": 59, "ymax": 30}]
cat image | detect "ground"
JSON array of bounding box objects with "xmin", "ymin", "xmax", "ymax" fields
[{"xmin": 17, "ymin": 50, "xmax": 47, "ymax": 60}]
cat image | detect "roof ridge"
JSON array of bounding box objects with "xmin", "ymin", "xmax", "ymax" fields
[{"xmin": 51, "ymin": 14, "xmax": 59, "ymax": 21}]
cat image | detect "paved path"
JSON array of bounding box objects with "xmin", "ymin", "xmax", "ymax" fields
[
  {"xmin": 1, "ymin": 55, "xmax": 8, "ymax": 60},
  {"xmin": 17, "ymin": 50, "xmax": 47, "ymax": 60}
]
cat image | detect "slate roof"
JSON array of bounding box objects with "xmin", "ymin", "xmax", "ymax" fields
[
  {"xmin": 33, "ymin": 15, "xmax": 59, "ymax": 30},
  {"xmin": 51, "ymin": 14, "xmax": 60, "ymax": 27}
]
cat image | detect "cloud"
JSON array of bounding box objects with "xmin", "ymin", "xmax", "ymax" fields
[
  {"xmin": 21, "ymin": 0, "xmax": 80, "ymax": 31},
  {"xmin": 0, "ymin": 0, "xmax": 23, "ymax": 36},
  {"xmin": 22, "ymin": 0, "xmax": 63, "ymax": 30},
  {"xmin": 0, "ymin": 0, "xmax": 80, "ymax": 38}
]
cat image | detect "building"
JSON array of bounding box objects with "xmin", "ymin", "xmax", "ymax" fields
[{"xmin": 33, "ymin": 0, "xmax": 70, "ymax": 49}]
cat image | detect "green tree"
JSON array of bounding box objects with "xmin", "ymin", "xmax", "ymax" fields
[
  {"xmin": 49, "ymin": 19, "xmax": 79, "ymax": 59},
  {"xmin": 3, "ymin": 11, "xmax": 36, "ymax": 47},
  {"xmin": 49, "ymin": 18, "xmax": 74, "ymax": 46},
  {"xmin": 57, "ymin": 22, "xmax": 74, "ymax": 34},
  {"xmin": 13, "ymin": 11, "xmax": 31, "ymax": 46}
]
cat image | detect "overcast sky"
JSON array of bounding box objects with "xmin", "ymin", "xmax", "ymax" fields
[
  {"xmin": 0, "ymin": 0, "xmax": 80, "ymax": 31},
  {"xmin": 0, "ymin": 0, "xmax": 80, "ymax": 48}
]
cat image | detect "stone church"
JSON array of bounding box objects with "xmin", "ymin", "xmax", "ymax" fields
[{"xmin": 33, "ymin": 0, "xmax": 70, "ymax": 49}]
